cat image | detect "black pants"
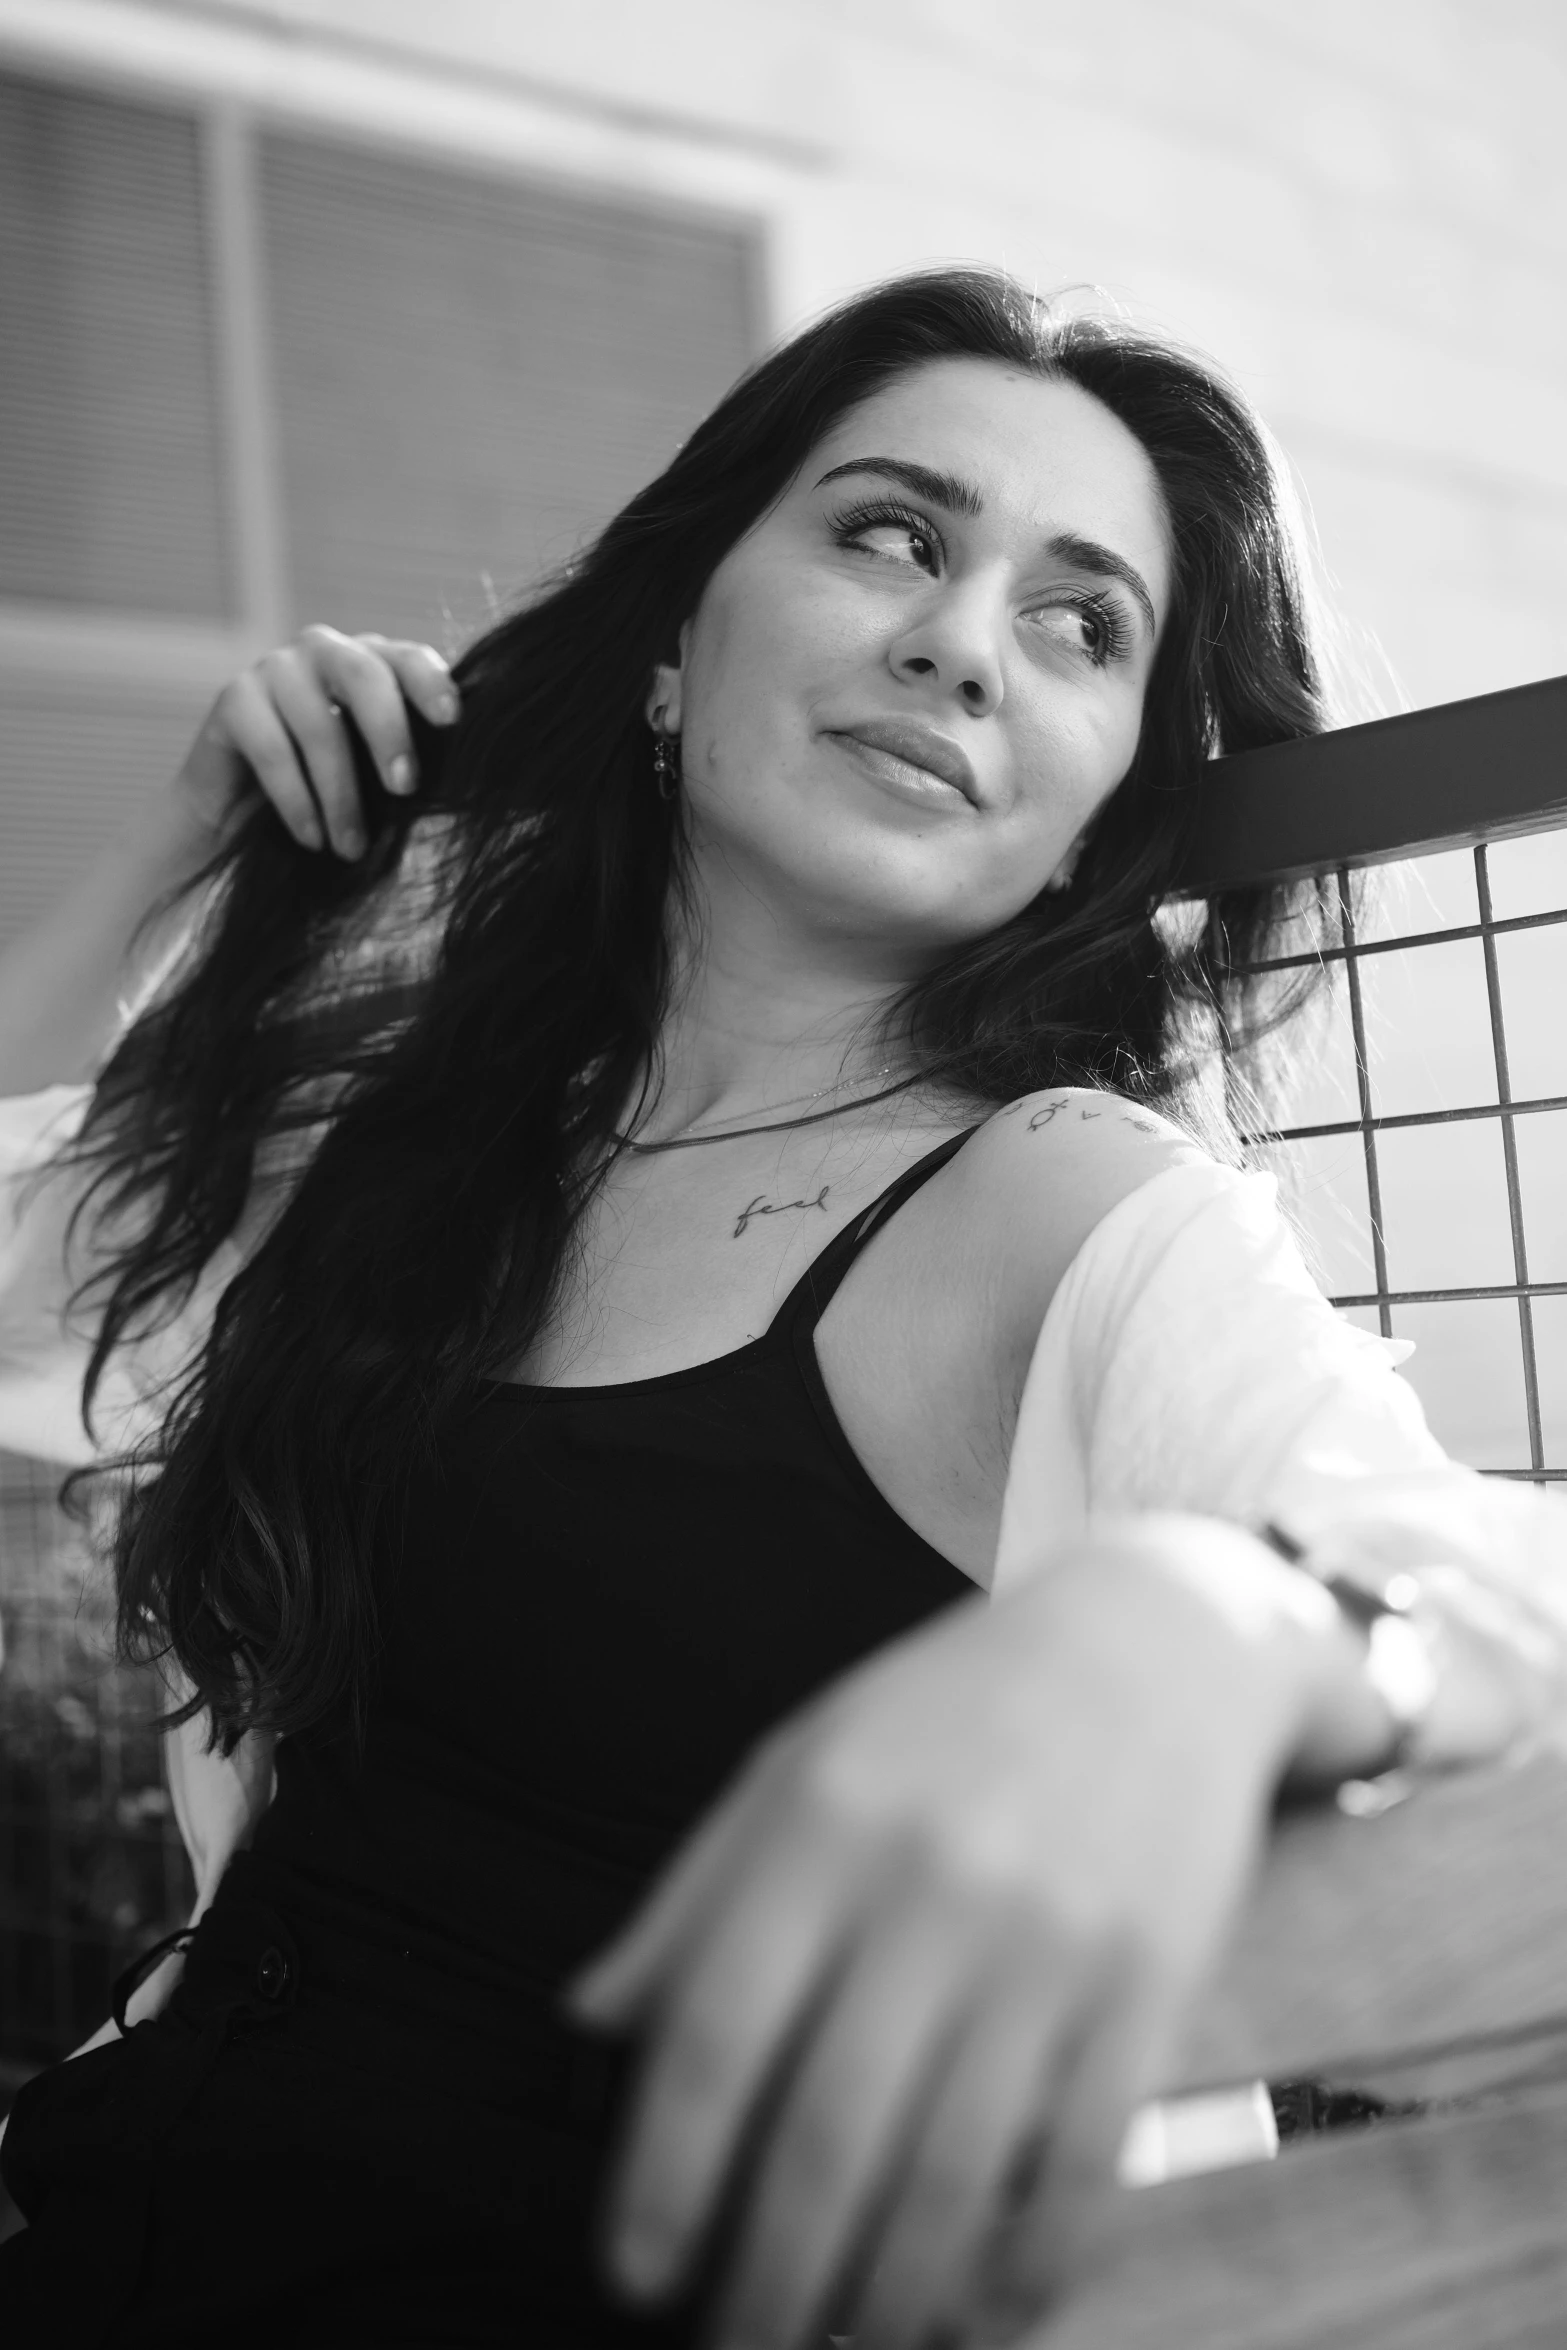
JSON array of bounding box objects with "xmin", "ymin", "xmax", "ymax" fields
[
  {"xmin": 0, "ymin": 1884, "xmax": 702, "ymax": 2349},
  {"xmin": 2, "ymin": 1875, "xmax": 1411, "ymax": 2347}
]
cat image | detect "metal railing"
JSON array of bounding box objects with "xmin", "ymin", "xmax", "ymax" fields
[
  {"xmin": 1179, "ymin": 671, "xmax": 1567, "ymax": 1490},
  {"xmin": 0, "ymin": 1453, "xmax": 191, "ymax": 2107}
]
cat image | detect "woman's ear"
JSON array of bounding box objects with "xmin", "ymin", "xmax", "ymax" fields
[
  {"xmin": 645, "ymin": 622, "xmax": 693, "ymax": 735},
  {"xmin": 1044, "ymin": 838, "xmax": 1084, "ymax": 895}
]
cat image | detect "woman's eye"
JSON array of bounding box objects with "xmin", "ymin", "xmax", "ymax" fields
[
  {"xmin": 831, "ymin": 504, "xmax": 939, "ymax": 571},
  {"xmin": 1028, "ymin": 597, "xmax": 1130, "ymax": 667},
  {"xmin": 858, "ymin": 524, "xmax": 930, "ymax": 563}
]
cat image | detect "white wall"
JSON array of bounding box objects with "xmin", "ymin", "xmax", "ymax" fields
[{"xmin": 14, "ymin": 0, "xmax": 1554, "ymax": 716}]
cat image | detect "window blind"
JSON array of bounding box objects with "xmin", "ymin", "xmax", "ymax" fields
[
  {"xmin": 259, "ymin": 132, "xmax": 759, "ymax": 642},
  {"xmin": 0, "ymin": 74, "xmax": 760, "ymax": 963},
  {"xmin": 0, "ymin": 71, "xmax": 229, "ymax": 617}
]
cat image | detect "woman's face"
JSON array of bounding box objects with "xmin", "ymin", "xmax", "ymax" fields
[{"xmin": 652, "ymin": 356, "xmax": 1173, "ymax": 963}]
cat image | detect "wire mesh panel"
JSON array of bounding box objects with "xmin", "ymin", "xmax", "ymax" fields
[
  {"xmin": 0, "ymin": 1453, "xmax": 192, "ymax": 2113},
  {"xmin": 1246, "ymin": 843, "xmax": 1567, "ymax": 1481},
  {"xmin": 1181, "ymin": 672, "xmax": 1567, "ymax": 1488}
]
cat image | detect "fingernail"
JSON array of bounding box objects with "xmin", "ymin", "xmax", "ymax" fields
[
  {"xmin": 435, "ymin": 689, "xmax": 459, "ymax": 722},
  {"xmin": 388, "ymin": 753, "xmax": 414, "ymax": 793},
  {"xmin": 341, "ymin": 828, "xmax": 365, "ymax": 860}
]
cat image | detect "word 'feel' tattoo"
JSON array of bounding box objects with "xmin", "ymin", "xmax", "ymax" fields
[{"xmin": 733, "ymin": 1185, "xmax": 831, "ymax": 1240}]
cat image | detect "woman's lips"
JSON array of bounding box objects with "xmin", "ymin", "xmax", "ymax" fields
[{"xmin": 826, "ymin": 719, "xmax": 979, "ymax": 806}]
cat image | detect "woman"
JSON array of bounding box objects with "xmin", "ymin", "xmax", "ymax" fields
[{"xmin": 0, "ymin": 268, "xmax": 1562, "ymax": 2348}]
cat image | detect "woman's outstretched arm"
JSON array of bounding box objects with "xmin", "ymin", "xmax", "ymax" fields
[
  {"xmin": 0, "ymin": 630, "xmax": 461, "ymax": 1455},
  {"xmin": 0, "ymin": 628, "xmax": 456, "ymax": 1095},
  {"xmin": 562, "ymin": 1518, "xmax": 1393, "ymax": 2350},
  {"xmin": 994, "ymin": 1132, "xmax": 1567, "ymax": 1757}
]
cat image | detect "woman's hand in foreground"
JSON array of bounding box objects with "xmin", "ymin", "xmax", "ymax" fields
[
  {"xmin": 169, "ymin": 626, "xmax": 460, "ymax": 863},
  {"xmin": 564, "ymin": 1520, "xmax": 1338, "ymax": 2350}
]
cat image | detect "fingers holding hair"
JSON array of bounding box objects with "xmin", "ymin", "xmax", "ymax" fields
[
  {"xmin": 254, "ymin": 627, "xmax": 455, "ymax": 857},
  {"xmin": 262, "ymin": 637, "xmax": 374, "ymax": 860},
  {"xmin": 212, "ymin": 669, "xmax": 325, "ymax": 852},
  {"xmin": 356, "ymin": 632, "xmax": 462, "ymax": 735}
]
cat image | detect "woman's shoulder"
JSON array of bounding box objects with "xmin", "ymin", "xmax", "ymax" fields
[
  {"xmin": 961, "ymin": 1082, "xmax": 1214, "ymax": 1199},
  {"xmin": 952, "ymin": 1084, "xmax": 1217, "ymax": 1338}
]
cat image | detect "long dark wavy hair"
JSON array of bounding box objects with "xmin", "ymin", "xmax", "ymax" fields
[{"xmin": 59, "ymin": 267, "xmax": 1335, "ymax": 1758}]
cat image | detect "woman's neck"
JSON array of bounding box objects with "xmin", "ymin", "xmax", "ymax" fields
[{"xmin": 647, "ymin": 894, "xmax": 939, "ymax": 1137}]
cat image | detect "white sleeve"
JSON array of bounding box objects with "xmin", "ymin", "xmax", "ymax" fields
[
  {"xmin": 0, "ymin": 1084, "xmax": 104, "ymax": 1463},
  {"xmin": 0, "ymin": 1087, "xmax": 273, "ymax": 1907},
  {"xmin": 993, "ymin": 1160, "xmax": 1567, "ymax": 1732},
  {"xmin": 0, "ymin": 817, "xmax": 457, "ymax": 1471},
  {"xmin": 0, "ymin": 1083, "xmax": 234, "ymax": 1466}
]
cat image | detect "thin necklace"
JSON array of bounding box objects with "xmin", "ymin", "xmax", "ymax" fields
[{"xmin": 614, "ymin": 1068, "xmax": 923, "ymax": 1153}]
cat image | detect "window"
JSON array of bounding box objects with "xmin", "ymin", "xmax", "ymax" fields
[{"xmin": 0, "ymin": 63, "xmax": 760, "ymax": 953}]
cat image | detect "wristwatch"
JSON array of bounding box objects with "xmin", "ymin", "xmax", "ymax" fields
[{"xmin": 1261, "ymin": 1522, "xmax": 1441, "ymax": 1806}]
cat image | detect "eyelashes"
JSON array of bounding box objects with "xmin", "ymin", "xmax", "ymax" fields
[
  {"xmin": 1058, "ymin": 590, "xmax": 1135, "ymax": 667},
  {"xmin": 826, "ymin": 497, "xmax": 1136, "ymax": 668},
  {"xmin": 829, "ymin": 497, "xmax": 941, "ymax": 567}
]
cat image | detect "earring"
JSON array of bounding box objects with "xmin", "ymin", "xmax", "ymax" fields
[{"xmin": 650, "ymin": 716, "xmax": 681, "ymax": 803}]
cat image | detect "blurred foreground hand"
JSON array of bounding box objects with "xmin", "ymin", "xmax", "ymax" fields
[{"xmin": 564, "ymin": 1518, "xmax": 1330, "ymax": 2350}]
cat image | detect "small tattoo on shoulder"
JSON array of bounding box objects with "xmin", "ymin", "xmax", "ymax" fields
[
  {"xmin": 1022, "ymin": 1093, "xmax": 1164, "ymax": 1138},
  {"xmin": 733, "ymin": 1184, "xmax": 831, "ymax": 1240}
]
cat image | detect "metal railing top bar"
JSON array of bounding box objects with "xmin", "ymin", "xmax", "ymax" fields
[
  {"xmin": 1331, "ymin": 1280, "xmax": 1567, "ymax": 1307},
  {"xmin": 1175, "ymin": 672, "xmax": 1567, "ymax": 895},
  {"xmin": 1254, "ymin": 1092, "xmax": 1567, "ymax": 1142},
  {"xmin": 1235, "ymin": 902, "xmax": 1567, "ymax": 978}
]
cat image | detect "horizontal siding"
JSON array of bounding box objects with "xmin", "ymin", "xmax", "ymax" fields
[
  {"xmin": 0, "ymin": 72, "xmax": 230, "ymax": 618},
  {"xmin": 0, "ymin": 96, "xmax": 758, "ymax": 962},
  {"xmin": 260, "ymin": 132, "xmax": 758, "ymax": 640}
]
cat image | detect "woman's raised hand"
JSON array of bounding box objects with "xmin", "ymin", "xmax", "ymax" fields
[
  {"xmin": 170, "ymin": 625, "xmax": 460, "ymax": 862},
  {"xmin": 563, "ymin": 1521, "xmax": 1327, "ymax": 2350}
]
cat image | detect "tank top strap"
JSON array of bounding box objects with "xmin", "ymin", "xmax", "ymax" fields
[{"xmin": 768, "ymin": 1123, "xmax": 986, "ymax": 1343}]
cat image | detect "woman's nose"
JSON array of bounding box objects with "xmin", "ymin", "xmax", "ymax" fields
[{"xmin": 887, "ymin": 591, "xmax": 1004, "ymax": 716}]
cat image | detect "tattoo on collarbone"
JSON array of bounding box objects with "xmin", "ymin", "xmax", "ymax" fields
[{"xmin": 733, "ymin": 1184, "xmax": 831, "ymax": 1241}]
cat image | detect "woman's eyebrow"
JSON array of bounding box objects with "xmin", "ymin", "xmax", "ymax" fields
[
  {"xmin": 814, "ymin": 459, "xmax": 1156, "ymax": 638},
  {"xmin": 1046, "ymin": 530, "xmax": 1158, "ymax": 640},
  {"xmin": 813, "ymin": 455, "xmax": 983, "ymax": 517}
]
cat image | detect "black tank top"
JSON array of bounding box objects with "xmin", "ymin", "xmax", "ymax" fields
[{"xmin": 241, "ymin": 1123, "xmax": 983, "ymax": 2087}]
